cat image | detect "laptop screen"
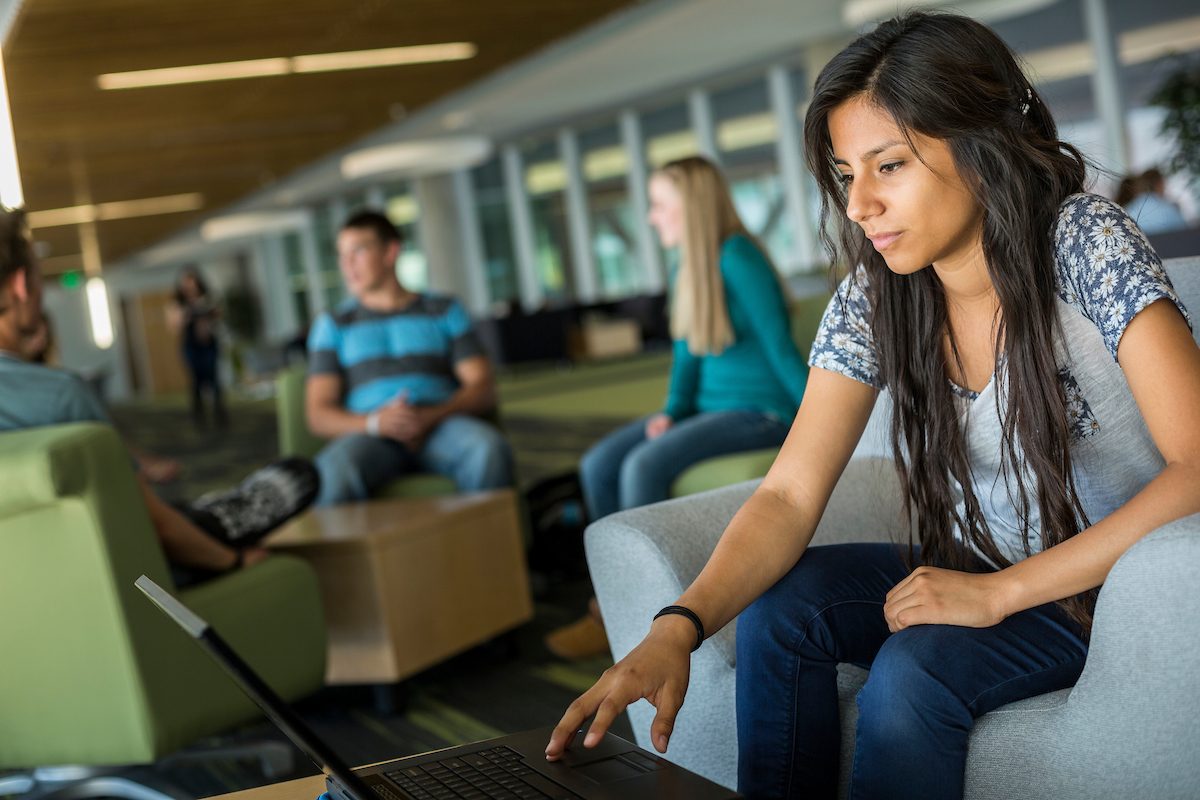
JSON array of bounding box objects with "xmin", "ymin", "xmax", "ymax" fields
[{"xmin": 135, "ymin": 575, "xmax": 378, "ymax": 800}]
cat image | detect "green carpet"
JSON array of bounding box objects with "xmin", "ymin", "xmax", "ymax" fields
[{"xmin": 94, "ymin": 355, "xmax": 672, "ymax": 797}]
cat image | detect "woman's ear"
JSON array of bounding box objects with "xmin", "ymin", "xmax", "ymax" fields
[{"xmin": 11, "ymin": 267, "xmax": 29, "ymax": 302}]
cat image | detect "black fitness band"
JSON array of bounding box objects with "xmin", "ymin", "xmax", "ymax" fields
[{"xmin": 654, "ymin": 605, "xmax": 705, "ymax": 652}]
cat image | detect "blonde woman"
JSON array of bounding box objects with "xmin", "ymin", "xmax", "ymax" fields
[{"xmin": 548, "ymin": 156, "xmax": 808, "ymax": 659}]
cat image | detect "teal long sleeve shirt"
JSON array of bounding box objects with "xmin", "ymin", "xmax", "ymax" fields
[{"xmin": 663, "ymin": 235, "xmax": 809, "ymax": 423}]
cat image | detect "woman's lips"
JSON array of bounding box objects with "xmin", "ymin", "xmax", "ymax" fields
[{"xmin": 869, "ymin": 232, "xmax": 901, "ymax": 251}]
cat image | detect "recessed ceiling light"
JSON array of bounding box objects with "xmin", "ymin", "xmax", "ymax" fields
[
  {"xmin": 27, "ymin": 193, "xmax": 205, "ymax": 228},
  {"xmin": 341, "ymin": 137, "xmax": 492, "ymax": 180},
  {"xmin": 97, "ymin": 42, "xmax": 477, "ymax": 90}
]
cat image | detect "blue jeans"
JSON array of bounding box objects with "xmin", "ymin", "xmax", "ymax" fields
[
  {"xmin": 579, "ymin": 410, "xmax": 791, "ymax": 521},
  {"xmin": 312, "ymin": 414, "xmax": 513, "ymax": 506},
  {"xmin": 735, "ymin": 543, "xmax": 1088, "ymax": 800}
]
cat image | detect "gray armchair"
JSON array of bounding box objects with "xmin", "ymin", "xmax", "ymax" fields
[{"xmin": 584, "ymin": 256, "xmax": 1200, "ymax": 798}]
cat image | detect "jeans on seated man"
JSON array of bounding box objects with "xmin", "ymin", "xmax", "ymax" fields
[
  {"xmin": 0, "ymin": 208, "xmax": 318, "ymax": 586},
  {"xmin": 306, "ymin": 210, "xmax": 512, "ymax": 506}
]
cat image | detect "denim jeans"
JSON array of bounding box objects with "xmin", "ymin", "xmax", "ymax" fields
[
  {"xmin": 578, "ymin": 409, "xmax": 791, "ymax": 521},
  {"xmin": 735, "ymin": 543, "xmax": 1088, "ymax": 800},
  {"xmin": 312, "ymin": 414, "xmax": 513, "ymax": 506}
]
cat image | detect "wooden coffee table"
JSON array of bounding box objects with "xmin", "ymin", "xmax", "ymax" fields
[{"xmin": 265, "ymin": 489, "xmax": 533, "ymax": 686}]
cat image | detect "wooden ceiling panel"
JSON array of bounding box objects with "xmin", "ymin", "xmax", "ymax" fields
[{"xmin": 9, "ymin": 0, "xmax": 638, "ymax": 266}]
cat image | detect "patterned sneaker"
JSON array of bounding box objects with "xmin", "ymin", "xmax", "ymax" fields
[{"xmin": 185, "ymin": 457, "xmax": 320, "ymax": 547}]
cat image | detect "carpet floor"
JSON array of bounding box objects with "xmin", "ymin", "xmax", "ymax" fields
[{"xmin": 91, "ymin": 367, "xmax": 657, "ymax": 799}]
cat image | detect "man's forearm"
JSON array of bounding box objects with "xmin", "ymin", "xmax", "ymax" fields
[
  {"xmin": 307, "ymin": 404, "xmax": 369, "ymax": 439},
  {"xmin": 429, "ymin": 381, "xmax": 496, "ymax": 422}
]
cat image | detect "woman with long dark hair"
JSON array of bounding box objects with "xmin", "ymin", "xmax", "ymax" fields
[
  {"xmin": 546, "ymin": 12, "xmax": 1200, "ymax": 799},
  {"xmin": 171, "ymin": 267, "xmax": 227, "ymax": 429}
]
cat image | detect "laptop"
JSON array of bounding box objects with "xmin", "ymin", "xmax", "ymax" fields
[{"xmin": 134, "ymin": 575, "xmax": 741, "ymax": 800}]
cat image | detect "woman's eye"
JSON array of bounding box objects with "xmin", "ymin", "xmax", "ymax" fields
[
  {"xmin": 880, "ymin": 161, "xmax": 903, "ymax": 174},
  {"xmin": 837, "ymin": 173, "xmax": 853, "ymax": 186}
]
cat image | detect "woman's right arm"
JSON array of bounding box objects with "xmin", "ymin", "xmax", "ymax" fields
[{"xmin": 546, "ymin": 368, "xmax": 879, "ymax": 759}]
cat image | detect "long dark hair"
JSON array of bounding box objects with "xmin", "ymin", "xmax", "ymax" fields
[
  {"xmin": 175, "ymin": 267, "xmax": 210, "ymax": 306},
  {"xmin": 803, "ymin": 12, "xmax": 1097, "ymax": 631}
]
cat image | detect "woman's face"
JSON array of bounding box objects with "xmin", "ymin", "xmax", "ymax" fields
[
  {"xmin": 180, "ymin": 273, "xmax": 199, "ymax": 298},
  {"xmin": 647, "ymin": 173, "xmax": 684, "ymax": 249},
  {"xmin": 828, "ymin": 97, "xmax": 984, "ymax": 277}
]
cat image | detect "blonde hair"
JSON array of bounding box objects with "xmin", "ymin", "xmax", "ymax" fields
[{"xmin": 657, "ymin": 156, "xmax": 758, "ymax": 355}]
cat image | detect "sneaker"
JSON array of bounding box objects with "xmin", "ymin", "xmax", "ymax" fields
[{"xmin": 545, "ymin": 613, "xmax": 610, "ymax": 660}]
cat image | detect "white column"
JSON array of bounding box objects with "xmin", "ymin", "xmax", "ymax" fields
[
  {"xmin": 768, "ymin": 64, "xmax": 818, "ymax": 273},
  {"xmin": 415, "ymin": 173, "xmax": 475, "ymax": 303},
  {"xmin": 365, "ymin": 184, "xmax": 386, "ymax": 211},
  {"xmin": 262, "ymin": 234, "xmax": 300, "ymax": 333},
  {"xmin": 298, "ymin": 217, "xmax": 326, "ymax": 315},
  {"xmin": 620, "ymin": 109, "xmax": 665, "ymax": 294},
  {"xmin": 558, "ymin": 127, "xmax": 599, "ymax": 304},
  {"xmin": 689, "ymin": 88, "xmax": 720, "ymax": 164},
  {"xmin": 1082, "ymin": 0, "xmax": 1130, "ymax": 175},
  {"xmin": 502, "ymin": 143, "xmax": 543, "ymax": 311},
  {"xmin": 329, "ymin": 197, "xmax": 348, "ymax": 228},
  {"xmin": 452, "ymin": 168, "xmax": 491, "ymax": 314}
]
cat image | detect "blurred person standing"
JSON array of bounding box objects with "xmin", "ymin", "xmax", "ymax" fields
[
  {"xmin": 1123, "ymin": 167, "xmax": 1188, "ymax": 235},
  {"xmin": 169, "ymin": 268, "xmax": 228, "ymax": 430},
  {"xmin": 305, "ymin": 210, "xmax": 511, "ymax": 506},
  {"xmin": 549, "ymin": 156, "xmax": 809, "ymax": 659}
]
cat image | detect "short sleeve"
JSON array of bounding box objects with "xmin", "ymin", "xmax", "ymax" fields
[
  {"xmin": 306, "ymin": 313, "xmax": 342, "ymax": 375},
  {"xmin": 58, "ymin": 374, "xmax": 112, "ymax": 425},
  {"xmin": 1054, "ymin": 193, "xmax": 1191, "ymax": 361},
  {"xmin": 442, "ymin": 300, "xmax": 484, "ymax": 363},
  {"xmin": 807, "ymin": 268, "xmax": 882, "ymax": 389}
]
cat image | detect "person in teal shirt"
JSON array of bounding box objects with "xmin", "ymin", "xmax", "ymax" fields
[{"xmin": 547, "ymin": 156, "xmax": 807, "ymax": 659}]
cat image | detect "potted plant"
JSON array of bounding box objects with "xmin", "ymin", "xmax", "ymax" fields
[{"xmin": 1151, "ymin": 55, "xmax": 1200, "ymax": 203}]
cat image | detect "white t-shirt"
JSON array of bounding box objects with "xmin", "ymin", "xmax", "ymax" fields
[{"xmin": 808, "ymin": 193, "xmax": 1191, "ymax": 565}]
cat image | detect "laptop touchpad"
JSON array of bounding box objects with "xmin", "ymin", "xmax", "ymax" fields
[{"xmin": 573, "ymin": 757, "xmax": 646, "ymax": 783}]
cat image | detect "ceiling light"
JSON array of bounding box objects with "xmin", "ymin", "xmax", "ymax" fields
[
  {"xmin": 842, "ymin": 0, "xmax": 1055, "ymax": 28},
  {"xmin": 86, "ymin": 277, "xmax": 114, "ymax": 349},
  {"xmin": 27, "ymin": 193, "xmax": 204, "ymax": 228},
  {"xmin": 293, "ymin": 42, "xmax": 476, "ymax": 73},
  {"xmin": 201, "ymin": 209, "xmax": 312, "ymax": 242},
  {"xmin": 0, "ymin": 49, "xmax": 23, "ymax": 208},
  {"xmin": 98, "ymin": 42, "xmax": 477, "ymax": 90},
  {"xmin": 341, "ymin": 137, "xmax": 492, "ymax": 180},
  {"xmin": 1023, "ymin": 14, "xmax": 1200, "ymax": 83},
  {"xmin": 98, "ymin": 58, "xmax": 290, "ymax": 90}
]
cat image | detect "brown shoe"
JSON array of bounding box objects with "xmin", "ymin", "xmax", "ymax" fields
[{"xmin": 545, "ymin": 613, "xmax": 610, "ymax": 660}]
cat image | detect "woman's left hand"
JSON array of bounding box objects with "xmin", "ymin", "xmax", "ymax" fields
[{"xmin": 883, "ymin": 566, "xmax": 1009, "ymax": 632}]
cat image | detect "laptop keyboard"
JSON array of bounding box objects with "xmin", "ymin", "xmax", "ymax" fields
[{"xmin": 384, "ymin": 746, "xmax": 580, "ymax": 800}]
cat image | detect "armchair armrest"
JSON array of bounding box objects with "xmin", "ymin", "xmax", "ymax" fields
[
  {"xmin": 964, "ymin": 514, "xmax": 1200, "ymax": 797},
  {"xmin": 584, "ymin": 456, "xmax": 903, "ymax": 788}
]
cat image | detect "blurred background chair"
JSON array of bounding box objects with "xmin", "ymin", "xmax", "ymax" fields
[
  {"xmin": 0, "ymin": 422, "xmax": 327, "ymax": 800},
  {"xmin": 275, "ymin": 366, "xmax": 457, "ymax": 499}
]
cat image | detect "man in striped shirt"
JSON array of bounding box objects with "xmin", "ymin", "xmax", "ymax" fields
[{"xmin": 306, "ymin": 211, "xmax": 511, "ymax": 506}]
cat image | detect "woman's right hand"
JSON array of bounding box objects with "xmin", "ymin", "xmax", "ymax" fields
[
  {"xmin": 645, "ymin": 413, "xmax": 674, "ymax": 440},
  {"xmin": 545, "ymin": 613, "xmax": 696, "ymax": 760}
]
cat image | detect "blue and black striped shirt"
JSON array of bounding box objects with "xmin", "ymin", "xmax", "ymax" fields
[{"xmin": 307, "ymin": 294, "xmax": 483, "ymax": 414}]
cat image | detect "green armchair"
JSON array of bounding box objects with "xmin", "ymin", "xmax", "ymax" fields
[
  {"xmin": 0, "ymin": 423, "xmax": 326, "ymax": 789},
  {"xmin": 669, "ymin": 292, "xmax": 832, "ymax": 498},
  {"xmin": 276, "ymin": 366, "xmax": 457, "ymax": 498}
]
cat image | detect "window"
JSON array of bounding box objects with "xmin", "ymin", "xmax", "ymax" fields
[
  {"xmin": 581, "ymin": 123, "xmax": 644, "ymax": 300},
  {"xmin": 473, "ymin": 159, "xmax": 519, "ymax": 305},
  {"xmin": 281, "ymin": 232, "xmax": 310, "ymax": 326},
  {"xmin": 382, "ymin": 182, "xmax": 427, "ymax": 291},
  {"xmin": 524, "ymin": 139, "xmax": 573, "ymax": 302}
]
